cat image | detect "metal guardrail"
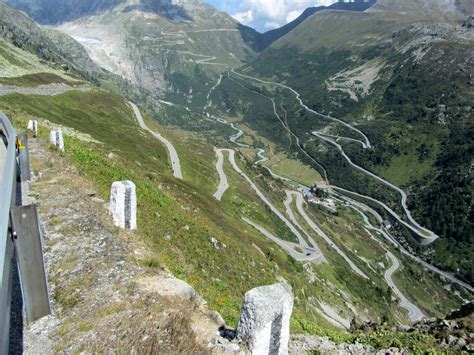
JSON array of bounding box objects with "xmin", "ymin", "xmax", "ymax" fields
[
  {"xmin": 0, "ymin": 112, "xmax": 17, "ymax": 353},
  {"xmin": 0, "ymin": 113, "xmax": 50, "ymax": 352}
]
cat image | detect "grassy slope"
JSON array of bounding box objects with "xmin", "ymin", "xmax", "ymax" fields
[
  {"xmin": 229, "ymin": 8, "xmax": 473, "ymax": 283},
  {"xmin": 0, "ymin": 39, "xmax": 82, "ymax": 84},
  {"xmin": 0, "ymin": 89, "xmax": 340, "ymax": 331},
  {"xmin": 3, "ymin": 82, "xmax": 466, "ymax": 351},
  {"xmin": 0, "ymin": 28, "xmax": 466, "ymax": 351}
]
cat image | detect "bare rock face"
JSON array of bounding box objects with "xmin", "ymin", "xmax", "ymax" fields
[
  {"xmin": 137, "ymin": 277, "xmax": 205, "ymax": 304},
  {"xmin": 236, "ymin": 283, "xmax": 293, "ymax": 355},
  {"xmin": 109, "ymin": 180, "xmax": 137, "ymax": 230}
]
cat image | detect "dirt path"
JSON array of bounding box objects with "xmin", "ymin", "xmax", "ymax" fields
[{"xmin": 0, "ymin": 84, "xmax": 90, "ymax": 96}]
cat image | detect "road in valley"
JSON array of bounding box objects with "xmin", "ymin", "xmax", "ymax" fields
[
  {"xmin": 225, "ymin": 148, "xmax": 305, "ymax": 240},
  {"xmin": 213, "ymin": 148, "xmax": 229, "ymax": 201},
  {"xmin": 344, "ymin": 193, "xmax": 474, "ymax": 293},
  {"xmin": 317, "ymin": 132, "xmax": 369, "ymax": 149},
  {"xmin": 385, "ymin": 252, "xmax": 425, "ymax": 322},
  {"xmin": 283, "ymin": 191, "xmax": 328, "ymax": 262},
  {"xmin": 129, "ymin": 102, "xmax": 183, "ymax": 179},
  {"xmin": 313, "ymin": 132, "xmax": 438, "ymax": 243},
  {"xmin": 226, "ymin": 73, "xmax": 329, "ymax": 182},
  {"xmin": 229, "ymin": 69, "xmax": 439, "ymax": 244},
  {"xmin": 213, "ymin": 148, "xmax": 325, "ymax": 264},
  {"xmin": 206, "ymin": 70, "xmax": 473, "ymax": 292},
  {"xmin": 230, "ymin": 69, "xmax": 371, "ymax": 148},
  {"xmin": 242, "ymin": 217, "xmax": 322, "ymax": 262},
  {"xmin": 291, "ymin": 191, "xmax": 369, "ymax": 279},
  {"xmin": 348, "ymin": 203, "xmax": 425, "ymax": 322}
]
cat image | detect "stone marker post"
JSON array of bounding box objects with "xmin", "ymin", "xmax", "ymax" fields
[
  {"xmin": 236, "ymin": 283, "xmax": 293, "ymax": 355},
  {"xmin": 49, "ymin": 129, "xmax": 64, "ymax": 152},
  {"xmin": 109, "ymin": 181, "xmax": 137, "ymax": 230},
  {"xmin": 27, "ymin": 120, "xmax": 38, "ymax": 136}
]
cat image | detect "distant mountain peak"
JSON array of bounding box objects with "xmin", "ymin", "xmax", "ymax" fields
[
  {"xmin": 260, "ymin": 0, "xmax": 376, "ymax": 50},
  {"xmin": 368, "ymin": 0, "xmax": 471, "ymax": 21},
  {"xmin": 0, "ymin": 0, "xmax": 208, "ymax": 24}
]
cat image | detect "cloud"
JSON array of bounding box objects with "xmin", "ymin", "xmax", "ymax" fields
[
  {"xmin": 228, "ymin": 0, "xmax": 336, "ymax": 32},
  {"xmin": 264, "ymin": 21, "xmax": 282, "ymax": 29},
  {"xmin": 286, "ymin": 10, "xmax": 302, "ymax": 23},
  {"xmin": 232, "ymin": 9, "xmax": 254, "ymax": 24}
]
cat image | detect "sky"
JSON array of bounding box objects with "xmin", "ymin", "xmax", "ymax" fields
[{"xmin": 204, "ymin": 0, "xmax": 337, "ymax": 32}]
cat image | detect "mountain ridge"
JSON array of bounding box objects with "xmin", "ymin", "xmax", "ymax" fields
[
  {"xmin": 260, "ymin": 0, "xmax": 377, "ymax": 49},
  {"xmin": 0, "ymin": 0, "xmax": 473, "ymax": 351}
]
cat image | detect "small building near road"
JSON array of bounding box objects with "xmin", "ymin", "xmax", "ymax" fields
[{"xmin": 383, "ymin": 220, "xmax": 392, "ymax": 230}]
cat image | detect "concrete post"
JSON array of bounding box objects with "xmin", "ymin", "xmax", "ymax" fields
[
  {"xmin": 49, "ymin": 130, "xmax": 64, "ymax": 152},
  {"xmin": 27, "ymin": 120, "xmax": 38, "ymax": 136},
  {"xmin": 236, "ymin": 283, "xmax": 293, "ymax": 355},
  {"xmin": 109, "ymin": 181, "xmax": 137, "ymax": 230}
]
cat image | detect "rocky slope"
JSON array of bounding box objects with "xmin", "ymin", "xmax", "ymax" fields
[
  {"xmin": 23, "ymin": 133, "xmax": 226, "ymax": 353},
  {"xmin": 2, "ymin": 0, "xmax": 262, "ymax": 104}
]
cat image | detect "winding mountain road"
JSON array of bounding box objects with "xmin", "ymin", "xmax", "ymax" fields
[
  {"xmin": 385, "ymin": 252, "xmax": 425, "ymax": 322},
  {"xmin": 242, "ymin": 217, "xmax": 322, "ymax": 263},
  {"xmin": 213, "ymin": 148, "xmax": 325, "ymax": 263},
  {"xmin": 314, "ymin": 132, "xmax": 438, "ymax": 243},
  {"xmin": 229, "ymin": 69, "xmax": 439, "ymax": 245},
  {"xmin": 213, "ymin": 148, "xmax": 229, "ymax": 201},
  {"xmin": 230, "ymin": 69, "xmax": 371, "ymax": 148},
  {"xmin": 225, "ymin": 149, "xmax": 307, "ymax": 244},
  {"xmin": 345, "ymin": 193, "xmax": 474, "ymax": 293},
  {"xmin": 291, "ymin": 191, "xmax": 369, "ymax": 279},
  {"xmin": 129, "ymin": 102, "xmax": 183, "ymax": 179},
  {"xmin": 331, "ymin": 185, "xmax": 436, "ymax": 245},
  {"xmin": 348, "ymin": 203, "xmax": 425, "ymax": 321},
  {"xmin": 207, "ymin": 69, "xmax": 473, "ymax": 292},
  {"xmin": 227, "ymin": 72, "xmax": 329, "ymax": 182},
  {"xmin": 318, "ymin": 132, "xmax": 369, "ymax": 149}
]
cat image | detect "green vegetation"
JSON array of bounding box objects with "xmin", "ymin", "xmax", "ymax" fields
[
  {"xmin": 3, "ymin": 91, "xmax": 340, "ymax": 333},
  {"xmin": 7, "ymin": 87, "xmax": 462, "ymax": 352},
  {"xmin": 215, "ymin": 14, "xmax": 474, "ymax": 284},
  {"xmin": 0, "ymin": 72, "xmax": 80, "ymax": 86},
  {"xmin": 1, "ymin": 1, "xmax": 469, "ymax": 349}
]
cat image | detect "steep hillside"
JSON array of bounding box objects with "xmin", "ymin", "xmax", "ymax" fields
[
  {"xmin": 369, "ymin": 0, "xmax": 473, "ymax": 21},
  {"xmin": 260, "ymin": 0, "xmax": 376, "ymax": 49},
  {"xmin": 3, "ymin": 0, "xmax": 125, "ymax": 24},
  {"xmin": 0, "ymin": 1, "xmax": 472, "ymax": 351},
  {"xmin": 211, "ymin": 1, "xmax": 474, "ymax": 283},
  {"xmin": 2, "ymin": 0, "xmax": 262, "ymax": 106}
]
